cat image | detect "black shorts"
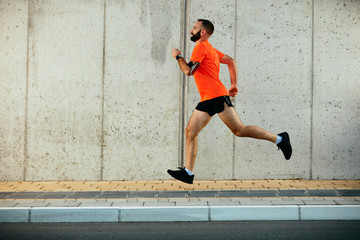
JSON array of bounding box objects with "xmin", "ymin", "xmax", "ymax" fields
[{"xmin": 195, "ymin": 96, "xmax": 234, "ymax": 116}]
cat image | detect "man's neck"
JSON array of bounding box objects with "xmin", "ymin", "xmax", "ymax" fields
[{"xmin": 195, "ymin": 37, "xmax": 209, "ymax": 45}]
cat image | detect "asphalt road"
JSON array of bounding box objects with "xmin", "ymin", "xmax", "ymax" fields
[{"xmin": 1, "ymin": 221, "xmax": 359, "ymax": 240}]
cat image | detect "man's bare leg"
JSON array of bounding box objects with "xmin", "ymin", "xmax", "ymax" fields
[
  {"xmin": 184, "ymin": 110, "xmax": 212, "ymax": 172},
  {"xmin": 218, "ymin": 103, "xmax": 277, "ymax": 143},
  {"xmin": 167, "ymin": 110, "xmax": 211, "ymax": 184},
  {"xmin": 168, "ymin": 101, "xmax": 292, "ymax": 184}
]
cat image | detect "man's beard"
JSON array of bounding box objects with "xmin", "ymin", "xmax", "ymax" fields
[{"xmin": 190, "ymin": 30, "xmax": 201, "ymax": 42}]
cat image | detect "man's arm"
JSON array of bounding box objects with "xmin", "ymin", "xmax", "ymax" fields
[
  {"xmin": 172, "ymin": 48, "xmax": 198, "ymax": 76},
  {"xmin": 220, "ymin": 54, "xmax": 238, "ymax": 97},
  {"xmin": 178, "ymin": 58, "xmax": 192, "ymax": 76}
]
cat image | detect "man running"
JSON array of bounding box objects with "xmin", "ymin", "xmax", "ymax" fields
[{"xmin": 168, "ymin": 19, "xmax": 292, "ymax": 184}]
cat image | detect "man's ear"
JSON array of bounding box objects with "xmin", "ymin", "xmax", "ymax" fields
[{"xmin": 201, "ymin": 29, "xmax": 206, "ymax": 36}]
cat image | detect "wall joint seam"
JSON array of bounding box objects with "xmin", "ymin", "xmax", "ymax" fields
[
  {"xmin": 100, "ymin": 0, "xmax": 107, "ymax": 180},
  {"xmin": 180, "ymin": 0, "xmax": 188, "ymax": 167},
  {"xmin": 23, "ymin": 0, "xmax": 31, "ymax": 181},
  {"xmin": 309, "ymin": 0, "xmax": 315, "ymax": 180}
]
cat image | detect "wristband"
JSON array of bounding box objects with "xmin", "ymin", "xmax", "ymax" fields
[{"xmin": 176, "ymin": 55, "xmax": 183, "ymax": 60}]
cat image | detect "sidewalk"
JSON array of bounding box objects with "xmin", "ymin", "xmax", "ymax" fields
[{"xmin": 1, "ymin": 180, "xmax": 360, "ymax": 222}]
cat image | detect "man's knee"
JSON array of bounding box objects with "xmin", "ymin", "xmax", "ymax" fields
[
  {"xmin": 185, "ymin": 127, "xmax": 198, "ymax": 140},
  {"xmin": 233, "ymin": 127, "xmax": 246, "ymax": 138}
]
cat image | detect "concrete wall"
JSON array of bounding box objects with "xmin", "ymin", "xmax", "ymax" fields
[
  {"xmin": 25, "ymin": 0, "xmax": 105, "ymax": 180},
  {"xmin": 0, "ymin": 0, "xmax": 28, "ymax": 180},
  {"xmin": 0, "ymin": 0, "xmax": 359, "ymax": 181},
  {"xmin": 102, "ymin": 0, "xmax": 182, "ymax": 180},
  {"xmin": 312, "ymin": 0, "xmax": 360, "ymax": 179}
]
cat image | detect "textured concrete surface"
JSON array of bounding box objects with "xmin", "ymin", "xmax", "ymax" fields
[
  {"xmin": 234, "ymin": 0, "xmax": 313, "ymax": 179},
  {"xmin": 102, "ymin": 0, "xmax": 182, "ymax": 180},
  {"xmin": 312, "ymin": 0, "xmax": 360, "ymax": 179},
  {"xmin": 25, "ymin": 0, "xmax": 104, "ymax": 180},
  {"xmin": 0, "ymin": 0, "xmax": 28, "ymax": 180},
  {"xmin": 0, "ymin": 0, "xmax": 359, "ymax": 181}
]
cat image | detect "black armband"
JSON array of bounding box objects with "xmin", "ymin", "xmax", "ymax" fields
[{"xmin": 187, "ymin": 61, "xmax": 200, "ymax": 75}]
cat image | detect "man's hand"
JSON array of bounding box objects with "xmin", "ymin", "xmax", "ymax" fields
[
  {"xmin": 229, "ymin": 85, "xmax": 238, "ymax": 97},
  {"xmin": 220, "ymin": 54, "xmax": 238, "ymax": 96},
  {"xmin": 172, "ymin": 48, "xmax": 182, "ymax": 58}
]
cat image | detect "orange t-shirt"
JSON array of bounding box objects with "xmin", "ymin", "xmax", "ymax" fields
[{"xmin": 190, "ymin": 40, "xmax": 229, "ymax": 102}]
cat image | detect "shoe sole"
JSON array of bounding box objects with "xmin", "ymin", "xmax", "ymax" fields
[
  {"xmin": 283, "ymin": 132, "xmax": 292, "ymax": 160},
  {"xmin": 278, "ymin": 132, "xmax": 292, "ymax": 160},
  {"xmin": 167, "ymin": 170, "xmax": 193, "ymax": 184}
]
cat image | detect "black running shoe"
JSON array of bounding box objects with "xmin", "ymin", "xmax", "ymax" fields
[
  {"xmin": 277, "ymin": 132, "xmax": 292, "ymax": 160},
  {"xmin": 167, "ymin": 168, "xmax": 194, "ymax": 184}
]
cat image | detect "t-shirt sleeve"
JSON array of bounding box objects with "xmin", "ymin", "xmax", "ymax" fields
[
  {"xmin": 190, "ymin": 44, "xmax": 206, "ymax": 63},
  {"xmin": 215, "ymin": 48, "xmax": 225, "ymax": 60}
]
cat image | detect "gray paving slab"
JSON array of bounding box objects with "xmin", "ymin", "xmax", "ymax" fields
[
  {"xmin": 210, "ymin": 206, "xmax": 299, "ymax": 221},
  {"xmin": 158, "ymin": 191, "xmax": 188, "ymax": 198},
  {"xmin": 0, "ymin": 201, "xmax": 18, "ymax": 207},
  {"xmin": 157, "ymin": 198, "xmax": 171, "ymax": 202},
  {"xmin": 74, "ymin": 199, "xmax": 101, "ymax": 203},
  {"xmin": 302, "ymin": 199, "xmax": 338, "ymax": 205},
  {"xmin": 0, "ymin": 192, "xmax": 16, "ymax": 199},
  {"xmin": 100, "ymin": 191, "xmax": 129, "ymax": 199},
  {"xmin": 70, "ymin": 192, "xmax": 102, "ymax": 199},
  {"xmin": 47, "ymin": 200, "xmax": 81, "ymax": 207},
  {"xmin": 127, "ymin": 191, "xmax": 158, "ymax": 198},
  {"xmin": 42, "ymin": 192, "xmax": 71, "ymax": 199},
  {"xmin": 208, "ymin": 201, "xmax": 240, "ymax": 206},
  {"xmin": 278, "ymin": 190, "xmax": 307, "ymax": 197},
  {"xmin": 11, "ymin": 192, "xmax": 43, "ymax": 199},
  {"xmin": 138, "ymin": 198, "xmax": 159, "ymax": 202},
  {"xmin": 270, "ymin": 199, "xmax": 305, "ymax": 205},
  {"xmin": 79, "ymin": 201, "xmax": 112, "ymax": 207},
  {"xmin": 120, "ymin": 207, "xmax": 209, "ymax": 222},
  {"xmin": 0, "ymin": 209, "xmax": 29, "ymax": 222},
  {"xmin": 176, "ymin": 200, "xmax": 208, "ymax": 206},
  {"xmin": 143, "ymin": 201, "xmax": 176, "ymax": 206},
  {"xmin": 107, "ymin": 199, "xmax": 128, "ymax": 203},
  {"xmin": 300, "ymin": 205, "xmax": 360, "ymax": 220},
  {"xmin": 218, "ymin": 198, "xmax": 235, "ymax": 202},
  {"xmin": 240, "ymin": 200, "xmax": 274, "ymax": 206},
  {"xmin": 307, "ymin": 190, "xmax": 337, "ymax": 197},
  {"xmin": 217, "ymin": 190, "xmax": 251, "ymax": 198},
  {"xmin": 124, "ymin": 198, "xmax": 141, "ymax": 202},
  {"xmin": 248, "ymin": 190, "xmax": 278, "ymax": 197},
  {"xmin": 1, "ymin": 189, "xmax": 360, "ymax": 200},
  {"xmin": 336, "ymin": 190, "xmax": 360, "ymax": 197},
  {"xmin": 15, "ymin": 202, "xmax": 50, "ymax": 207},
  {"xmin": 110, "ymin": 201, "xmax": 144, "ymax": 207},
  {"xmin": 30, "ymin": 208, "xmax": 119, "ymax": 223},
  {"xmin": 334, "ymin": 199, "xmax": 360, "ymax": 205},
  {"xmin": 188, "ymin": 191, "xmax": 217, "ymax": 198}
]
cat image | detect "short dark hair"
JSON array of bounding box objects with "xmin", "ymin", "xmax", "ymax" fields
[{"xmin": 198, "ymin": 19, "xmax": 214, "ymax": 35}]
